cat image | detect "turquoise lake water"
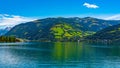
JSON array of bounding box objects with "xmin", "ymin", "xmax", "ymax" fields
[{"xmin": 0, "ymin": 42, "xmax": 120, "ymax": 68}]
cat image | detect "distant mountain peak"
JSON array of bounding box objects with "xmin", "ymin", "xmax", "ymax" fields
[{"xmin": 5, "ymin": 27, "xmax": 12, "ymax": 31}]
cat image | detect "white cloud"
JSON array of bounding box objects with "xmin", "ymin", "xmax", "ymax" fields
[
  {"xmin": 104, "ymin": 14, "xmax": 120, "ymax": 20},
  {"xmin": 0, "ymin": 14, "xmax": 37, "ymax": 29},
  {"xmin": 83, "ymin": 2, "xmax": 99, "ymax": 9}
]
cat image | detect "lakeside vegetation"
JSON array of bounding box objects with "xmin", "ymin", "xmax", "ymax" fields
[{"xmin": 0, "ymin": 36, "xmax": 21, "ymax": 42}]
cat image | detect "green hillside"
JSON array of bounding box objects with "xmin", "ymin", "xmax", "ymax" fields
[{"xmin": 50, "ymin": 23, "xmax": 83, "ymax": 41}]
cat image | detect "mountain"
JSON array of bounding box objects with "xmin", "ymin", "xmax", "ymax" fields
[
  {"xmin": 87, "ymin": 24, "xmax": 120, "ymax": 41},
  {"xmin": 6, "ymin": 17, "xmax": 120, "ymax": 41},
  {"xmin": 0, "ymin": 27, "xmax": 12, "ymax": 36}
]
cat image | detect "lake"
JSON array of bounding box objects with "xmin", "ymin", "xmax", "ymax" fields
[{"xmin": 0, "ymin": 42, "xmax": 120, "ymax": 68}]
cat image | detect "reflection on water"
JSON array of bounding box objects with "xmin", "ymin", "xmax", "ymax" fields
[{"xmin": 0, "ymin": 42, "xmax": 120, "ymax": 68}]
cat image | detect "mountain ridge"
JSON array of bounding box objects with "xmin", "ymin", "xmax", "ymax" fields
[{"xmin": 5, "ymin": 17, "xmax": 120, "ymax": 41}]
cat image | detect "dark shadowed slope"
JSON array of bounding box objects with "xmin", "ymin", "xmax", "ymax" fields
[{"xmin": 87, "ymin": 24, "xmax": 120, "ymax": 42}]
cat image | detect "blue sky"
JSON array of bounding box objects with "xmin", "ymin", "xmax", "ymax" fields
[
  {"xmin": 0, "ymin": 0, "xmax": 120, "ymax": 17},
  {"xmin": 0, "ymin": 0, "xmax": 120, "ymax": 28}
]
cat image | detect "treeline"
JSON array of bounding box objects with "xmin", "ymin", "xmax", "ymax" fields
[{"xmin": 0, "ymin": 36, "xmax": 20, "ymax": 42}]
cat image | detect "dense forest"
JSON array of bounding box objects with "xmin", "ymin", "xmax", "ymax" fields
[{"xmin": 0, "ymin": 36, "xmax": 21, "ymax": 42}]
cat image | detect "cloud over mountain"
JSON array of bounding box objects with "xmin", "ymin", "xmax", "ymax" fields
[
  {"xmin": 104, "ymin": 14, "xmax": 120, "ymax": 20},
  {"xmin": 0, "ymin": 14, "xmax": 36, "ymax": 29}
]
